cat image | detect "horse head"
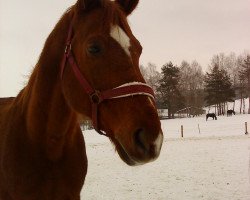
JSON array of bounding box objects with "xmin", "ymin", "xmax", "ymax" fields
[{"xmin": 61, "ymin": 0, "xmax": 163, "ymax": 166}]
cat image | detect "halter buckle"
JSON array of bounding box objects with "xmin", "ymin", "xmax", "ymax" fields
[{"xmin": 90, "ymin": 91, "xmax": 102, "ymax": 104}]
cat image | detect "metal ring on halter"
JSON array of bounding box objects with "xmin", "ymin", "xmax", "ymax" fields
[{"xmin": 90, "ymin": 90, "xmax": 102, "ymax": 104}]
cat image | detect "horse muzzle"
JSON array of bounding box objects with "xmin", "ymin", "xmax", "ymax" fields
[{"xmin": 114, "ymin": 129, "xmax": 163, "ymax": 166}]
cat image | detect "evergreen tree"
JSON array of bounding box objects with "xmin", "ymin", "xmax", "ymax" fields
[
  {"xmin": 158, "ymin": 62, "xmax": 184, "ymax": 118},
  {"xmin": 204, "ymin": 64, "xmax": 235, "ymax": 115}
]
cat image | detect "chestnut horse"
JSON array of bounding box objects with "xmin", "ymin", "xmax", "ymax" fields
[{"xmin": 0, "ymin": 0, "xmax": 163, "ymax": 199}]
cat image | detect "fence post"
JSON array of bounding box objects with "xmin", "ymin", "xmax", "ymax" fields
[
  {"xmin": 198, "ymin": 124, "xmax": 201, "ymax": 134},
  {"xmin": 181, "ymin": 125, "xmax": 183, "ymax": 137},
  {"xmin": 245, "ymin": 122, "xmax": 248, "ymax": 135}
]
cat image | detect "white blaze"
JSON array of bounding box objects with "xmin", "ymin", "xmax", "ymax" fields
[{"xmin": 110, "ymin": 25, "xmax": 131, "ymax": 56}]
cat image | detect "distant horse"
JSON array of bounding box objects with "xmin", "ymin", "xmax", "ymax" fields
[
  {"xmin": 227, "ymin": 109, "xmax": 235, "ymax": 116},
  {"xmin": 206, "ymin": 113, "xmax": 217, "ymax": 121},
  {"xmin": 0, "ymin": 0, "xmax": 163, "ymax": 199}
]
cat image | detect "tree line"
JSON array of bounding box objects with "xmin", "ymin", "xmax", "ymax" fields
[{"xmin": 140, "ymin": 52, "xmax": 250, "ymax": 118}]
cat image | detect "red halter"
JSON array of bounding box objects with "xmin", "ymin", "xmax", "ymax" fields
[{"xmin": 60, "ymin": 19, "xmax": 155, "ymax": 136}]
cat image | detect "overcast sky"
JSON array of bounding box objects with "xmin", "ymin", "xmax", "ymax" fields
[{"xmin": 0, "ymin": 0, "xmax": 250, "ymax": 97}]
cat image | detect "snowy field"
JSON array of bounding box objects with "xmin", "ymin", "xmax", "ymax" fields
[{"xmin": 81, "ymin": 113, "xmax": 250, "ymax": 200}]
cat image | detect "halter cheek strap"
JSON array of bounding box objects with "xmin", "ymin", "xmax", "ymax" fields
[{"xmin": 60, "ymin": 19, "xmax": 155, "ymax": 136}]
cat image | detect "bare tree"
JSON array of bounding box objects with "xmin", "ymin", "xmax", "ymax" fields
[
  {"xmin": 179, "ymin": 60, "xmax": 204, "ymax": 109},
  {"xmin": 239, "ymin": 55, "xmax": 250, "ymax": 113},
  {"xmin": 210, "ymin": 53, "xmax": 239, "ymax": 86},
  {"xmin": 139, "ymin": 63, "xmax": 162, "ymax": 107},
  {"xmin": 139, "ymin": 63, "xmax": 161, "ymax": 92}
]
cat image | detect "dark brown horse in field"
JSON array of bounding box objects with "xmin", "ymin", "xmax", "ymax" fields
[
  {"xmin": 227, "ymin": 109, "xmax": 235, "ymax": 116},
  {"xmin": 0, "ymin": 0, "xmax": 163, "ymax": 199},
  {"xmin": 206, "ymin": 113, "xmax": 217, "ymax": 121}
]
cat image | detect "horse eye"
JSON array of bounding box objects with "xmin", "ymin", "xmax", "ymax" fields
[{"xmin": 87, "ymin": 44, "xmax": 102, "ymax": 55}]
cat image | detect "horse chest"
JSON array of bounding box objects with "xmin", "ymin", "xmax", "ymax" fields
[
  {"xmin": 0, "ymin": 127, "xmax": 87, "ymax": 200},
  {"xmin": 1, "ymin": 150, "xmax": 87, "ymax": 200}
]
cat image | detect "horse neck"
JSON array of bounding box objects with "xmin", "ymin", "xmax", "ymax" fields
[{"xmin": 20, "ymin": 11, "xmax": 79, "ymax": 159}]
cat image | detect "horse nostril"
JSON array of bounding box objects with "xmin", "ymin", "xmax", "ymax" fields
[{"xmin": 134, "ymin": 128, "xmax": 148, "ymax": 152}]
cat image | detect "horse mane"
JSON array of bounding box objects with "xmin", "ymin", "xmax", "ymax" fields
[{"xmin": 18, "ymin": 9, "xmax": 73, "ymax": 110}]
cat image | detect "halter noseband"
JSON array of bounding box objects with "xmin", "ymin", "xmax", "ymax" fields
[{"xmin": 60, "ymin": 18, "xmax": 155, "ymax": 136}]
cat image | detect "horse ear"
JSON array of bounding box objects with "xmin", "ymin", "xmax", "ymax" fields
[
  {"xmin": 116, "ymin": 0, "xmax": 139, "ymax": 16},
  {"xmin": 76, "ymin": 0, "xmax": 100, "ymax": 12}
]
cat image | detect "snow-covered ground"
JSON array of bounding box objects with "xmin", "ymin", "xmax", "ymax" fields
[{"xmin": 81, "ymin": 113, "xmax": 250, "ymax": 200}]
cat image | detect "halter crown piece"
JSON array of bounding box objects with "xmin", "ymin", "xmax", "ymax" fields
[{"xmin": 60, "ymin": 16, "xmax": 156, "ymax": 136}]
